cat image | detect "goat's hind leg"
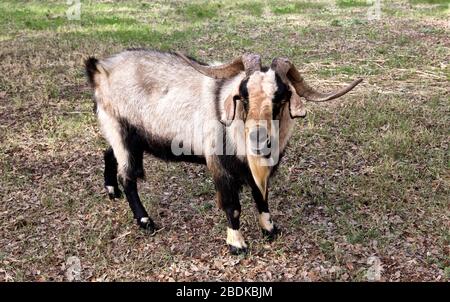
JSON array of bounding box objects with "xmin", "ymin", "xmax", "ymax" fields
[
  {"xmin": 119, "ymin": 138, "xmax": 156, "ymax": 233},
  {"xmin": 103, "ymin": 147, "xmax": 123, "ymax": 199},
  {"xmin": 119, "ymin": 147, "xmax": 156, "ymax": 233},
  {"xmin": 98, "ymin": 108, "xmax": 156, "ymax": 233},
  {"xmin": 121, "ymin": 177, "xmax": 156, "ymax": 233}
]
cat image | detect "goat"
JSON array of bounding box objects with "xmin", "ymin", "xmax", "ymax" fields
[{"xmin": 85, "ymin": 49, "xmax": 362, "ymax": 254}]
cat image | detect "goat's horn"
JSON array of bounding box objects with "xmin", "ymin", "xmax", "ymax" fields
[
  {"xmin": 176, "ymin": 51, "xmax": 261, "ymax": 79},
  {"xmin": 272, "ymin": 57, "xmax": 362, "ymax": 102}
]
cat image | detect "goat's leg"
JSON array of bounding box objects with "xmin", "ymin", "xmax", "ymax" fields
[
  {"xmin": 97, "ymin": 107, "xmax": 155, "ymax": 233},
  {"xmin": 216, "ymin": 177, "xmax": 247, "ymax": 255},
  {"xmin": 103, "ymin": 147, "xmax": 122, "ymax": 199},
  {"xmin": 119, "ymin": 144, "xmax": 155, "ymax": 233},
  {"xmin": 250, "ymin": 183, "xmax": 278, "ymax": 241},
  {"xmin": 207, "ymin": 156, "xmax": 247, "ymax": 254},
  {"xmin": 120, "ymin": 178, "xmax": 155, "ymax": 232}
]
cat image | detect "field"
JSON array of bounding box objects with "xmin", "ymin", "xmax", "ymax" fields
[{"xmin": 0, "ymin": 0, "xmax": 448, "ymax": 281}]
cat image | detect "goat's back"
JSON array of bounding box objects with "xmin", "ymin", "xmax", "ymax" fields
[{"xmin": 93, "ymin": 50, "xmax": 223, "ymax": 156}]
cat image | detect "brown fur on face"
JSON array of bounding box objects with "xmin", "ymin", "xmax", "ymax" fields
[
  {"xmin": 243, "ymin": 71, "xmax": 279, "ymax": 197},
  {"xmin": 246, "ymin": 71, "xmax": 274, "ymax": 130}
]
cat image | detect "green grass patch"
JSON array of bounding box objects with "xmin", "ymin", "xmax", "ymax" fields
[
  {"xmin": 409, "ymin": 0, "xmax": 450, "ymax": 4},
  {"xmin": 336, "ymin": 0, "xmax": 371, "ymax": 8},
  {"xmin": 271, "ymin": 1, "xmax": 325, "ymax": 14},
  {"xmin": 177, "ymin": 2, "xmax": 219, "ymax": 20},
  {"xmin": 236, "ymin": 2, "xmax": 265, "ymax": 16}
]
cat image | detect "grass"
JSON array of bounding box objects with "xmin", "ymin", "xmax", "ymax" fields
[
  {"xmin": 410, "ymin": 0, "xmax": 449, "ymax": 4},
  {"xmin": 0, "ymin": 0, "xmax": 449, "ymax": 281},
  {"xmin": 336, "ymin": 0, "xmax": 371, "ymax": 8},
  {"xmin": 237, "ymin": 2, "xmax": 265, "ymax": 16},
  {"xmin": 271, "ymin": 1, "xmax": 325, "ymax": 14},
  {"xmin": 177, "ymin": 3, "xmax": 219, "ymax": 20}
]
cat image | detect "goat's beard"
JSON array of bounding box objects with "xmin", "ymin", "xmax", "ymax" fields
[
  {"xmin": 244, "ymin": 121, "xmax": 273, "ymax": 199},
  {"xmin": 247, "ymin": 154, "xmax": 271, "ymax": 198}
]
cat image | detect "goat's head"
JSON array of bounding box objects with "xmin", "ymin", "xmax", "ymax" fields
[{"xmin": 177, "ymin": 52, "xmax": 362, "ymax": 196}]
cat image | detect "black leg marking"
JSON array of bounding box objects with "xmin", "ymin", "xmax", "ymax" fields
[
  {"xmin": 117, "ymin": 119, "xmax": 157, "ymax": 234},
  {"xmin": 229, "ymin": 244, "xmax": 247, "ymax": 256},
  {"xmin": 250, "ymin": 182, "xmax": 279, "ymax": 242},
  {"xmin": 261, "ymin": 224, "xmax": 280, "ymax": 241},
  {"xmin": 121, "ymin": 178, "xmax": 156, "ymax": 233},
  {"xmin": 250, "ymin": 183, "xmax": 269, "ymax": 213},
  {"xmin": 214, "ymin": 174, "xmax": 247, "ymax": 255},
  {"xmin": 104, "ymin": 147, "xmax": 122, "ymax": 199}
]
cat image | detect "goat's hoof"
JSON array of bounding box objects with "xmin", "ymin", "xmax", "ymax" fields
[
  {"xmin": 105, "ymin": 185, "xmax": 123, "ymax": 200},
  {"xmin": 137, "ymin": 217, "xmax": 157, "ymax": 234},
  {"xmin": 228, "ymin": 245, "xmax": 248, "ymax": 255},
  {"xmin": 262, "ymin": 225, "xmax": 280, "ymax": 242}
]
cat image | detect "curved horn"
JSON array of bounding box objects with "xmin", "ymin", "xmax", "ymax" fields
[
  {"xmin": 176, "ymin": 51, "xmax": 261, "ymax": 79},
  {"xmin": 271, "ymin": 57, "xmax": 362, "ymax": 102}
]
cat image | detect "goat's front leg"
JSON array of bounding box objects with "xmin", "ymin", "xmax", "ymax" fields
[
  {"xmin": 250, "ymin": 183, "xmax": 278, "ymax": 241},
  {"xmin": 215, "ymin": 177, "xmax": 247, "ymax": 255},
  {"xmin": 207, "ymin": 156, "xmax": 247, "ymax": 255}
]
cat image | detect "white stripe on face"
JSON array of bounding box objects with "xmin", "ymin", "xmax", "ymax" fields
[
  {"xmin": 259, "ymin": 212, "xmax": 274, "ymax": 232},
  {"xmin": 261, "ymin": 69, "xmax": 277, "ymax": 98},
  {"xmin": 226, "ymin": 228, "xmax": 247, "ymax": 249}
]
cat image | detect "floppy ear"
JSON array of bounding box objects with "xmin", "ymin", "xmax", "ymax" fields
[
  {"xmin": 221, "ymin": 87, "xmax": 243, "ymax": 125},
  {"xmin": 288, "ymin": 84, "xmax": 307, "ymax": 118},
  {"xmin": 221, "ymin": 95, "xmax": 237, "ymax": 124}
]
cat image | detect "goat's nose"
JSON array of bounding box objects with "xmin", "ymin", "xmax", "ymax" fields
[{"xmin": 249, "ymin": 127, "xmax": 271, "ymax": 155}]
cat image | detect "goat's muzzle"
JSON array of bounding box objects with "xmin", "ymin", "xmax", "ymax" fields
[
  {"xmin": 248, "ymin": 126, "xmax": 272, "ymax": 157},
  {"xmin": 245, "ymin": 123, "xmax": 274, "ymax": 199}
]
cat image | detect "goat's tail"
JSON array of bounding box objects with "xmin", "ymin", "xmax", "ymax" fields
[
  {"xmin": 85, "ymin": 57, "xmax": 99, "ymax": 87},
  {"xmin": 85, "ymin": 57, "xmax": 106, "ymax": 87},
  {"xmin": 85, "ymin": 57, "xmax": 108, "ymax": 112}
]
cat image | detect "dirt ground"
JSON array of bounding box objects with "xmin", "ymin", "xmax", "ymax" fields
[{"xmin": 0, "ymin": 0, "xmax": 449, "ymax": 281}]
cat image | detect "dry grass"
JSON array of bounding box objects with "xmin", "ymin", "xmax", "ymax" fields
[{"xmin": 0, "ymin": 0, "xmax": 449, "ymax": 281}]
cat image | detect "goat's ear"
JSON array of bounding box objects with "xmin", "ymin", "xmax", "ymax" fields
[
  {"xmin": 221, "ymin": 84, "xmax": 244, "ymax": 125},
  {"xmin": 221, "ymin": 94, "xmax": 239, "ymax": 125},
  {"xmin": 288, "ymin": 85, "xmax": 307, "ymax": 118}
]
